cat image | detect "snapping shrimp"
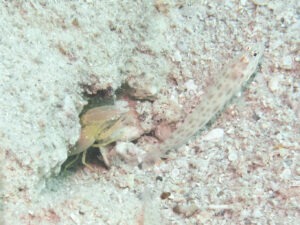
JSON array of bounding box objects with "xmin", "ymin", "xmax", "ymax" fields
[{"xmin": 67, "ymin": 106, "xmax": 128, "ymax": 169}]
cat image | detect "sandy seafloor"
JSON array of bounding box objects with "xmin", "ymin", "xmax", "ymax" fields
[{"xmin": 0, "ymin": 1, "xmax": 299, "ymax": 224}]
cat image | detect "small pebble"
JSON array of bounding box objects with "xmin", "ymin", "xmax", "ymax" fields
[
  {"xmin": 252, "ymin": 208, "xmax": 263, "ymax": 218},
  {"xmin": 268, "ymin": 76, "xmax": 281, "ymax": 93},
  {"xmin": 240, "ymin": 0, "xmax": 247, "ymax": 6},
  {"xmin": 173, "ymin": 203, "xmax": 199, "ymax": 217},
  {"xmin": 203, "ymin": 128, "xmax": 224, "ymax": 141},
  {"xmin": 251, "ymin": 0, "xmax": 269, "ymax": 6},
  {"xmin": 280, "ymin": 55, "xmax": 293, "ymax": 70},
  {"xmin": 184, "ymin": 79, "xmax": 198, "ymax": 92},
  {"xmin": 155, "ymin": 123, "xmax": 172, "ymax": 141},
  {"xmin": 160, "ymin": 192, "xmax": 171, "ymax": 200},
  {"xmin": 173, "ymin": 50, "xmax": 182, "ymax": 62},
  {"xmin": 228, "ymin": 150, "xmax": 238, "ymax": 161},
  {"xmin": 280, "ymin": 168, "xmax": 291, "ymax": 179},
  {"xmin": 171, "ymin": 168, "xmax": 180, "ymax": 178}
]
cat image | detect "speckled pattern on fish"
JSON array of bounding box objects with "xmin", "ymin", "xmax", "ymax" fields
[{"xmin": 142, "ymin": 43, "xmax": 264, "ymax": 167}]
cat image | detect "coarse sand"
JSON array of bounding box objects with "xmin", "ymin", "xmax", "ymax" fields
[{"xmin": 0, "ymin": 1, "xmax": 299, "ymax": 224}]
